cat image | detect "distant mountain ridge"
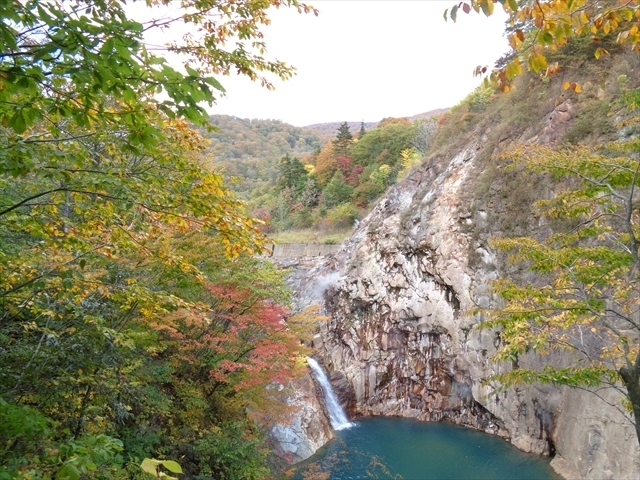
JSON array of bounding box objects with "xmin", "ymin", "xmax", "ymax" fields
[
  {"xmin": 300, "ymin": 108, "xmax": 448, "ymax": 141},
  {"xmin": 202, "ymin": 109, "xmax": 450, "ymax": 198},
  {"xmin": 405, "ymin": 108, "xmax": 449, "ymax": 122}
]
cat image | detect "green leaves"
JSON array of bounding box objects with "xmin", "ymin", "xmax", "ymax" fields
[
  {"xmin": 482, "ymin": 107, "xmax": 640, "ymax": 440},
  {"xmin": 527, "ymin": 52, "xmax": 548, "ymax": 74},
  {"xmin": 141, "ymin": 458, "xmax": 183, "ymax": 479},
  {"xmin": 56, "ymin": 435, "xmax": 124, "ymax": 480},
  {"xmin": 0, "ymin": 107, "xmax": 270, "ymax": 479},
  {"xmin": 489, "ymin": 366, "xmax": 617, "ymax": 391},
  {"xmin": 1, "ymin": 0, "xmax": 314, "ymax": 166},
  {"xmin": 448, "ymin": 5, "xmax": 459, "ymax": 23},
  {"xmin": 0, "ymin": 2, "xmax": 315, "ymax": 477}
]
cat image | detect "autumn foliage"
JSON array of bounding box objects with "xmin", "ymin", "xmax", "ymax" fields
[
  {"xmin": 447, "ymin": 0, "xmax": 640, "ymax": 91},
  {"xmin": 0, "ymin": 1, "xmax": 315, "ymax": 478}
]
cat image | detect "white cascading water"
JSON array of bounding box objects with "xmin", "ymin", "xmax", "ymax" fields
[{"xmin": 307, "ymin": 357, "xmax": 354, "ymax": 431}]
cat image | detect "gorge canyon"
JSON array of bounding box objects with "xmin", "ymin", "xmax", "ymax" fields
[{"xmin": 272, "ymin": 55, "xmax": 640, "ymax": 479}]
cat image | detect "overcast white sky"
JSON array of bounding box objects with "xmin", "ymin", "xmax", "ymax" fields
[{"xmin": 144, "ymin": 1, "xmax": 510, "ymax": 126}]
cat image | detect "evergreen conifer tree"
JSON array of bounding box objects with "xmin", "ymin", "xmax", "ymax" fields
[
  {"xmin": 277, "ymin": 154, "xmax": 308, "ymax": 195},
  {"xmin": 334, "ymin": 122, "xmax": 353, "ymax": 157}
]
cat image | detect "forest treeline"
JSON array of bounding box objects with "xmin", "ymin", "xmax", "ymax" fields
[{"xmin": 206, "ymin": 116, "xmax": 439, "ymax": 238}]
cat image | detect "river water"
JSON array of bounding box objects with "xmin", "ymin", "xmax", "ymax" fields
[{"xmin": 291, "ymin": 416, "xmax": 561, "ymax": 480}]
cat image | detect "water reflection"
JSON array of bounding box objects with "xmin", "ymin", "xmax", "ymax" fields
[{"xmin": 290, "ymin": 417, "xmax": 561, "ymax": 480}]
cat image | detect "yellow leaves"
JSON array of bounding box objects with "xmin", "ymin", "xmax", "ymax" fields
[
  {"xmin": 23, "ymin": 321, "xmax": 38, "ymax": 332},
  {"xmin": 480, "ymin": 0, "xmax": 494, "ymax": 17},
  {"xmin": 286, "ymin": 305, "xmax": 328, "ymax": 346},
  {"xmin": 594, "ymin": 47, "xmax": 609, "ymax": 60},
  {"xmin": 506, "ymin": 0, "xmax": 518, "ymax": 14},
  {"xmin": 532, "ymin": 5, "xmax": 545, "ymax": 29},
  {"xmin": 507, "ymin": 31, "xmax": 521, "ymax": 51},
  {"xmin": 527, "ymin": 52, "xmax": 548, "ymax": 73},
  {"xmin": 618, "ymin": 28, "xmax": 631, "ymax": 43},
  {"xmin": 140, "ymin": 458, "xmax": 183, "ymax": 480},
  {"xmin": 457, "ymin": 0, "xmax": 640, "ymax": 91},
  {"xmin": 554, "ymin": 22, "xmax": 570, "ymax": 45},
  {"xmin": 593, "ymin": 14, "xmax": 604, "ymax": 30},
  {"xmin": 515, "ymin": 27, "xmax": 525, "ymax": 43},
  {"xmin": 545, "ymin": 62, "xmax": 561, "ymax": 77},
  {"xmin": 580, "ymin": 11, "xmax": 590, "ymax": 25},
  {"xmin": 563, "ymin": 81, "xmax": 582, "ymax": 93}
]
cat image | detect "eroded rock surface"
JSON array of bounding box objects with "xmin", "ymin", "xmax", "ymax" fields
[
  {"xmin": 269, "ymin": 374, "xmax": 333, "ymax": 465},
  {"xmin": 267, "ymin": 256, "xmax": 338, "ymax": 466},
  {"xmin": 270, "ymin": 97, "xmax": 640, "ymax": 479},
  {"xmin": 310, "ymin": 140, "xmax": 639, "ymax": 478}
]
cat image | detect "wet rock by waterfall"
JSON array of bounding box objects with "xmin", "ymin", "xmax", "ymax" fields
[{"xmin": 268, "ymin": 374, "xmax": 334, "ymax": 465}]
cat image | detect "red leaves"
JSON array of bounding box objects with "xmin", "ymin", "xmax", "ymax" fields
[
  {"xmin": 346, "ymin": 165, "xmax": 364, "ymax": 187},
  {"xmin": 161, "ymin": 280, "xmax": 298, "ymax": 396},
  {"xmin": 335, "ymin": 156, "xmax": 352, "ymax": 174}
]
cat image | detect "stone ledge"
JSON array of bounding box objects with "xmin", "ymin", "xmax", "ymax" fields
[{"xmin": 265, "ymin": 243, "xmax": 341, "ymax": 259}]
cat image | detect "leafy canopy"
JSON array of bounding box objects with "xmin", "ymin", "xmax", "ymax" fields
[
  {"xmin": 1, "ymin": 0, "xmax": 317, "ymax": 140},
  {"xmin": 446, "ymin": 0, "xmax": 640, "ymax": 91},
  {"xmin": 0, "ymin": 0, "xmax": 316, "ymax": 478},
  {"xmin": 480, "ymin": 94, "xmax": 640, "ymax": 443}
]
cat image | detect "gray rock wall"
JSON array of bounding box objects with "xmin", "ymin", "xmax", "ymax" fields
[
  {"xmin": 269, "ymin": 374, "xmax": 334, "ymax": 465},
  {"xmin": 267, "ymin": 256, "xmax": 339, "ymax": 466},
  {"xmin": 312, "ymin": 141, "xmax": 640, "ymax": 478}
]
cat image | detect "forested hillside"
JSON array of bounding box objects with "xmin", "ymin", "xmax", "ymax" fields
[
  {"xmin": 198, "ymin": 112, "xmax": 442, "ymax": 242},
  {"xmin": 270, "ymin": 118, "xmax": 436, "ymax": 236},
  {"xmin": 210, "ymin": 116, "xmax": 440, "ymax": 239},
  {"xmin": 202, "ymin": 116, "xmax": 323, "ymax": 197},
  {"xmin": 0, "ymin": 1, "xmax": 317, "ymax": 479},
  {"xmin": 4, "ymin": 0, "xmax": 640, "ymax": 479}
]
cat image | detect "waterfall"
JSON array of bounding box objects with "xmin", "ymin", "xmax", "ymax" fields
[{"xmin": 307, "ymin": 357, "xmax": 354, "ymax": 431}]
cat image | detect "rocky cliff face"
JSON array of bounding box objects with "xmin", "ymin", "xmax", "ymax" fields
[
  {"xmin": 309, "ymin": 110, "xmax": 640, "ymax": 478},
  {"xmin": 267, "ymin": 256, "xmax": 339, "ymax": 466},
  {"xmin": 269, "ymin": 53, "xmax": 640, "ymax": 478}
]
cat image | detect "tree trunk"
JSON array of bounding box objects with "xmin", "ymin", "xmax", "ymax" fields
[{"xmin": 619, "ymin": 352, "xmax": 640, "ymax": 445}]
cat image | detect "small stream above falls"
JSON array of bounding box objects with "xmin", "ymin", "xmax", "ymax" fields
[{"xmin": 291, "ymin": 416, "xmax": 561, "ymax": 480}]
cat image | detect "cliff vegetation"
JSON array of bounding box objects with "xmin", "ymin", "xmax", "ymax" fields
[{"xmin": 0, "ymin": 1, "xmax": 316, "ymax": 479}]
